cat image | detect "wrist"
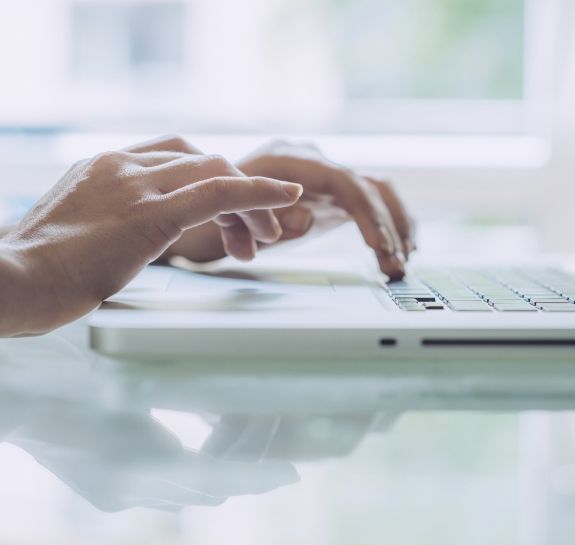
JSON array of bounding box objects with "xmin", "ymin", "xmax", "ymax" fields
[
  {"xmin": 0, "ymin": 240, "xmax": 72, "ymax": 337},
  {"xmin": 0, "ymin": 242, "xmax": 35, "ymax": 336}
]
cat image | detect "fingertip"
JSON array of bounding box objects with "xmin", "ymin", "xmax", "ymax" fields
[
  {"xmin": 243, "ymin": 212, "xmax": 284, "ymax": 244},
  {"xmin": 236, "ymin": 239, "xmax": 257, "ymax": 261},
  {"xmin": 377, "ymin": 252, "xmax": 406, "ymax": 281},
  {"xmin": 279, "ymin": 206, "xmax": 313, "ymax": 236},
  {"xmin": 221, "ymin": 232, "xmax": 257, "ymax": 261},
  {"xmin": 235, "ymin": 252, "xmax": 256, "ymax": 262},
  {"xmin": 282, "ymin": 182, "xmax": 303, "ymax": 201},
  {"xmin": 256, "ymin": 233, "xmax": 282, "ymax": 244},
  {"xmin": 230, "ymin": 244, "xmax": 257, "ymax": 261}
]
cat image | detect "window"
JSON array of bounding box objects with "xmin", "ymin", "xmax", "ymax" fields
[
  {"xmin": 71, "ymin": 2, "xmax": 184, "ymax": 82},
  {"xmin": 0, "ymin": 0, "xmax": 553, "ymax": 137}
]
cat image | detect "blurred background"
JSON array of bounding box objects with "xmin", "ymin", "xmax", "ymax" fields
[
  {"xmin": 2, "ymin": 2, "xmax": 575, "ymax": 544},
  {"xmin": 0, "ymin": 0, "xmax": 530, "ymax": 132},
  {"xmin": 1, "ymin": 0, "xmax": 574, "ymax": 256}
]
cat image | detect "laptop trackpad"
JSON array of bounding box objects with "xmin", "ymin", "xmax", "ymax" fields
[{"xmin": 104, "ymin": 266, "xmax": 374, "ymax": 312}]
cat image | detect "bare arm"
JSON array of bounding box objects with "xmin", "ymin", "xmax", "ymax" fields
[
  {"xmin": 0, "ymin": 136, "xmax": 302, "ymax": 337},
  {"xmin": 0, "ymin": 243, "xmax": 36, "ymax": 336}
]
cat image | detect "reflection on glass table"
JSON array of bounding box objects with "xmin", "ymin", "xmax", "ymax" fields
[
  {"xmin": 0, "ymin": 333, "xmax": 397, "ymax": 514},
  {"xmin": 2, "ymin": 327, "xmax": 575, "ymax": 545}
]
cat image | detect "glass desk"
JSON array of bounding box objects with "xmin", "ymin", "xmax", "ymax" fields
[{"xmin": 1, "ymin": 319, "xmax": 575, "ymax": 545}]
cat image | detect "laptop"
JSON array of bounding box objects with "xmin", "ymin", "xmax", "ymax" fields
[{"xmin": 89, "ymin": 241, "xmax": 575, "ymax": 361}]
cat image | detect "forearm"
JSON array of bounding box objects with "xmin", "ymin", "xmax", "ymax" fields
[{"xmin": 0, "ymin": 240, "xmax": 64, "ymax": 337}]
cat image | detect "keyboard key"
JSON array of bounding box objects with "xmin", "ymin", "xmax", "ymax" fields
[
  {"xmin": 522, "ymin": 290, "xmax": 560, "ymax": 295},
  {"xmin": 448, "ymin": 301, "xmax": 493, "ymax": 312},
  {"xmin": 398, "ymin": 303, "xmax": 425, "ymax": 311},
  {"xmin": 493, "ymin": 304, "xmax": 538, "ymax": 312},
  {"xmin": 439, "ymin": 297, "xmax": 483, "ymax": 302},
  {"xmin": 485, "ymin": 298, "xmax": 524, "ymax": 303},
  {"xmin": 529, "ymin": 297, "xmax": 569, "ymax": 303},
  {"xmin": 389, "ymin": 291, "xmax": 434, "ymax": 297},
  {"xmin": 538, "ymin": 303, "xmax": 575, "ymax": 312},
  {"xmin": 423, "ymin": 302, "xmax": 445, "ymax": 310},
  {"xmin": 394, "ymin": 295, "xmax": 435, "ymax": 301},
  {"xmin": 393, "ymin": 267, "xmax": 575, "ymax": 313}
]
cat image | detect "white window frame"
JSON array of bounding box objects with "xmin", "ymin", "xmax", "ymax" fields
[
  {"xmin": 269, "ymin": 0, "xmax": 558, "ymax": 168},
  {"xmin": 0, "ymin": 0, "xmax": 559, "ymax": 179}
]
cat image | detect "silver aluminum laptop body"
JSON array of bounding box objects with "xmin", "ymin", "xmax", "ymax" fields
[{"xmin": 89, "ymin": 255, "xmax": 575, "ymax": 362}]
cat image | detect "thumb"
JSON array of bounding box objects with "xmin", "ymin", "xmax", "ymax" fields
[{"xmin": 160, "ymin": 176, "xmax": 303, "ymax": 230}]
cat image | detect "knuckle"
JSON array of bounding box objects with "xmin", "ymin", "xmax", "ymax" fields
[
  {"xmin": 89, "ymin": 150, "xmax": 124, "ymax": 172},
  {"xmin": 340, "ymin": 166, "xmax": 360, "ymax": 183},
  {"xmin": 243, "ymin": 176, "xmax": 272, "ymax": 196},
  {"xmin": 201, "ymin": 177, "xmax": 227, "ymax": 201},
  {"xmin": 159, "ymin": 134, "xmax": 190, "ymax": 152},
  {"xmin": 252, "ymin": 176, "xmax": 277, "ymax": 192},
  {"xmin": 173, "ymin": 155, "xmax": 204, "ymax": 170},
  {"xmin": 336, "ymin": 172, "xmax": 370, "ymax": 205},
  {"xmin": 200, "ymin": 177, "xmax": 249, "ymax": 213},
  {"xmin": 204, "ymin": 154, "xmax": 234, "ymax": 173}
]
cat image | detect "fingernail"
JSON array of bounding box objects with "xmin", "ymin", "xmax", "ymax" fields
[
  {"xmin": 282, "ymin": 182, "xmax": 303, "ymax": 200},
  {"xmin": 395, "ymin": 251, "xmax": 406, "ymax": 265},
  {"xmin": 281, "ymin": 207, "xmax": 313, "ymax": 233}
]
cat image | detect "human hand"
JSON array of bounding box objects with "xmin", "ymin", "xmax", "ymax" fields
[
  {"xmin": 1, "ymin": 136, "xmax": 302, "ymax": 336},
  {"xmin": 166, "ymin": 140, "xmax": 415, "ymax": 279},
  {"xmin": 10, "ymin": 406, "xmax": 298, "ymax": 512},
  {"xmin": 123, "ymin": 136, "xmax": 296, "ymax": 261},
  {"xmin": 0, "ymin": 334, "xmax": 297, "ymax": 512},
  {"xmin": 238, "ymin": 141, "xmax": 415, "ymax": 279}
]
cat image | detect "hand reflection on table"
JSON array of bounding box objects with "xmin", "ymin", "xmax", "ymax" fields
[{"xmin": 0, "ymin": 333, "xmax": 396, "ymax": 513}]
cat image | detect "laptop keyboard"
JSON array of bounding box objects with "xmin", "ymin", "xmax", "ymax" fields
[{"xmin": 386, "ymin": 268, "xmax": 575, "ymax": 312}]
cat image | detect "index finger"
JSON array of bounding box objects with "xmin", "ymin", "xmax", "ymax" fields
[{"xmin": 158, "ymin": 176, "xmax": 302, "ymax": 231}]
